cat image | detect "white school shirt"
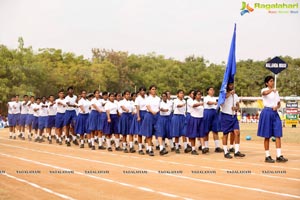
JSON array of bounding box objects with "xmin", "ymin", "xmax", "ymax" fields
[
  {"xmin": 13, "ymin": 101, "xmax": 21, "ymax": 114},
  {"xmin": 47, "ymin": 102, "xmax": 57, "ymax": 116},
  {"xmin": 135, "ymin": 95, "xmax": 147, "ymax": 111},
  {"xmin": 33, "ymin": 103, "xmax": 40, "ymax": 117},
  {"xmin": 186, "ymin": 97, "xmax": 194, "ymax": 113},
  {"xmin": 131, "ymin": 100, "xmax": 137, "ymax": 113},
  {"xmin": 90, "ymin": 98, "xmax": 103, "ymax": 111},
  {"xmin": 204, "ymin": 95, "xmax": 217, "ymax": 109},
  {"xmin": 39, "ymin": 102, "xmax": 48, "ymax": 117},
  {"xmin": 56, "ymin": 99, "xmax": 66, "ymax": 114},
  {"xmin": 78, "ymin": 98, "xmax": 90, "ymax": 114},
  {"xmin": 120, "ymin": 99, "xmax": 134, "ymax": 113},
  {"xmin": 20, "ymin": 101, "xmax": 29, "ymax": 114},
  {"xmin": 173, "ymin": 98, "xmax": 186, "ymax": 115},
  {"xmin": 27, "ymin": 102, "xmax": 35, "ymax": 115},
  {"xmin": 190, "ymin": 100, "xmax": 204, "ymax": 118},
  {"xmin": 7, "ymin": 102, "xmax": 14, "ymax": 114},
  {"xmin": 146, "ymin": 95, "xmax": 160, "ymax": 113},
  {"xmin": 261, "ymin": 88, "xmax": 280, "ymax": 108},
  {"xmin": 221, "ymin": 94, "xmax": 239, "ymax": 115},
  {"xmin": 105, "ymin": 101, "xmax": 118, "ymax": 114},
  {"xmin": 65, "ymin": 95, "xmax": 77, "ymax": 111},
  {"xmin": 159, "ymin": 100, "xmax": 172, "ymax": 116}
]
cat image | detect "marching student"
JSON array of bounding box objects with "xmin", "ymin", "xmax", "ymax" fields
[
  {"xmin": 14, "ymin": 95, "xmax": 21, "ymax": 137},
  {"xmin": 119, "ymin": 90, "xmax": 135, "ymax": 153},
  {"xmin": 183, "ymin": 90, "xmax": 194, "ymax": 153},
  {"xmin": 25, "ymin": 96, "xmax": 35, "ymax": 140},
  {"xmin": 170, "ymin": 90, "xmax": 186, "ymax": 154},
  {"xmin": 32, "ymin": 97, "xmax": 40, "ymax": 140},
  {"xmin": 220, "ymin": 82, "xmax": 245, "ymax": 159},
  {"xmin": 156, "ymin": 92, "xmax": 170, "ymax": 155},
  {"xmin": 99, "ymin": 91, "xmax": 108, "ymax": 145},
  {"xmin": 89, "ymin": 90, "xmax": 106, "ymax": 150},
  {"xmin": 129, "ymin": 92, "xmax": 138, "ymax": 144},
  {"xmin": 140, "ymin": 85, "xmax": 160, "ymax": 156},
  {"xmin": 134, "ymin": 86, "xmax": 148, "ymax": 155},
  {"xmin": 104, "ymin": 93, "xmax": 121, "ymax": 151},
  {"xmin": 55, "ymin": 89, "xmax": 66, "ymax": 145},
  {"xmin": 257, "ymin": 76, "xmax": 288, "ymax": 163},
  {"xmin": 186, "ymin": 90, "xmax": 204, "ymax": 155},
  {"xmin": 75, "ymin": 90, "xmax": 90, "ymax": 148},
  {"xmin": 7, "ymin": 96, "xmax": 16, "ymax": 139},
  {"xmin": 166, "ymin": 91, "xmax": 175, "ymax": 150},
  {"xmin": 64, "ymin": 86, "xmax": 79, "ymax": 146},
  {"xmin": 35, "ymin": 96, "xmax": 48, "ymax": 143},
  {"xmin": 19, "ymin": 95, "xmax": 29, "ymax": 140},
  {"xmin": 46, "ymin": 95, "xmax": 57, "ymax": 144},
  {"xmin": 203, "ymin": 87, "xmax": 223, "ymax": 153}
]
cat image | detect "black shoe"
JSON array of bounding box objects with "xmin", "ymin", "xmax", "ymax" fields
[
  {"xmin": 80, "ymin": 144, "xmax": 84, "ymax": 148},
  {"xmin": 59, "ymin": 141, "xmax": 62, "ymax": 145},
  {"xmin": 149, "ymin": 150, "xmax": 154, "ymax": 156},
  {"xmin": 98, "ymin": 145, "xmax": 106, "ymax": 150},
  {"xmin": 224, "ymin": 153, "xmax": 233, "ymax": 159},
  {"xmin": 191, "ymin": 150, "xmax": 199, "ymax": 155},
  {"xmin": 198, "ymin": 146, "xmax": 202, "ymax": 151},
  {"xmin": 111, "ymin": 140, "xmax": 115, "ymax": 145},
  {"xmin": 178, "ymin": 144, "xmax": 182, "ymax": 149},
  {"xmin": 107, "ymin": 147, "xmax": 113, "ymax": 152},
  {"xmin": 215, "ymin": 147, "xmax": 223, "ymax": 153},
  {"xmin": 141, "ymin": 144, "xmax": 145, "ymax": 149},
  {"xmin": 138, "ymin": 150, "xmax": 145, "ymax": 155},
  {"xmin": 48, "ymin": 140, "xmax": 52, "ymax": 144},
  {"xmin": 184, "ymin": 147, "xmax": 192, "ymax": 153},
  {"xmin": 73, "ymin": 140, "xmax": 79, "ymax": 145},
  {"xmin": 202, "ymin": 148, "xmax": 209, "ymax": 154},
  {"xmin": 123, "ymin": 148, "xmax": 129, "ymax": 153},
  {"xmin": 146, "ymin": 150, "xmax": 150, "ymax": 154},
  {"xmin": 9, "ymin": 136, "xmax": 12, "ymax": 139},
  {"xmin": 34, "ymin": 138, "xmax": 39, "ymax": 142},
  {"xmin": 94, "ymin": 138, "xmax": 98, "ymax": 143},
  {"xmin": 88, "ymin": 142, "xmax": 92, "ymax": 148},
  {"xmin": 39, "ymin": 138, "xmax": 45, "ymax": 143},
  {"xmin": 265, "ymin": 156, "xmax": 275, "ymax": 163},
  {"xmin": 13, "ymin": 136, "xmax": 16, "ymax": 140},
  {"xmin": 91, "ymin": 146, "xmax": 95, "ymax": 150},
  {"xmin": 21, "ymin": 137, "xmax": 25, "ymax": 140},
  {"xmin": 234, "ymin": 151, "xmax": 245, "ymax": 157},
  {"xmin": 229, "ymin": 148, "xmax": 235, "ymax": 153},
  {"xmin": 175, "ymin": 149, "xmax": 180, "ymax": 154},
  {"xmin": 56, "ymin": 139, "xmax": 59, "ymax": 144},
  {"xmin": 276, "ymin": 155, "xmax": 288, "ymax": 163},
  {"xmin": 129, "ymin": 148, "xmax": 136, "ymax": 153},
  {"xmin": 134, "ymin": 141, "xmax": 138, "ymax": 145},
  {"xmin": 18, "ymin": 134, "xmax": 22, "ymax": 138},
  {"xmin": 171, "ymin": 147, "xmax": 176, "ymax": 152},
  {"xmin": 156, "ymin": 145, "xmax": 160, "ymax": 150},
  {"xmin": 159, "ymin": 148, "xmax": 168, "ymax": 156},
  {"xmin": 66, "ymin": 141, "xmax": 71, "ymax": 147},
  {"xmin": 187, "ymin": 144, "xmax": 192, "ymax": 150},
  {"xmin": 115, "ymin": 147, "xmax": 122, "ymax": 151}
]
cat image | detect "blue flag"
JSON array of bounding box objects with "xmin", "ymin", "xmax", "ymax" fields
[{"xmin": 218, "ymin": 24, "xmax": 236, "ymax": 107}]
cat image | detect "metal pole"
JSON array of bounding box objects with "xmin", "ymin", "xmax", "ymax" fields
[{"xmin": 274, "ymin": 74, "xmax": 277, "ymax": 89}]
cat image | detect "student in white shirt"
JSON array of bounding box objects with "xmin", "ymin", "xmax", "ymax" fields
[
  {"xmin": 7, "ymin": 96, "xmax": 16, "ymax": 139},
  {"xmin": 25, "ymin": 96, "xmax": 35, "ymax": 140},
  {"xmin": 46, "ymin": 95, "xmax": 57, "ymax": 144},
  {"xmin": 32, "ymin": 98, "xmax": 40, "ymax": 140},
  {"xmin": 35, "ymin": 96, "xmax": 48, "ymax": 142},
  {"xmin": 55, "ymin": 89, "xmax": 66, "ymax": 145},
  {"xmin": 257, "ymin": 76, "xmax": 288, "ymax": 163},
  {"xmin": 19, "ymin": 95, "xmax": 29, "ymax": 140}
]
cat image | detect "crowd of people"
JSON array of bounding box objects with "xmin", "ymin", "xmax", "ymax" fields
[{"xmin": 5, "ymin": 76, "xmax": 288, "ymax": 162}]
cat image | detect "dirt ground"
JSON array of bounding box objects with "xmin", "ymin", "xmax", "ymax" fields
[{"xmin": 0, "ymin": 124, "xmax": 299, "ymax": 200}]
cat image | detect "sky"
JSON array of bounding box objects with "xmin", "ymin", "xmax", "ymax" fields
[{"xmin": 0, "ymin": 0, "xmax": 300, "ymax": 64}]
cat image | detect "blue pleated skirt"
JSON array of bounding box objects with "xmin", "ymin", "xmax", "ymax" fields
[
  {"xmin": 75, "ymin": 113, "xmax": 89, "ymax": 135},
  {"xmin": 140, "ymin": 112, "xmax": 159, "ymax": 137},
  {"xmin": 257, "ymin": 107, "xmax": 282, "ymax": 138},
  {"xmin": 186, "ymin": 116, "xmax": 204, "ymax": 138},
  {"xmin": 156, "ymin": 115, "xmax": 171, "ymax": 138},
  {"xmin": 170, "ymin": 114, "xmax": 186, "ymax": 137}
]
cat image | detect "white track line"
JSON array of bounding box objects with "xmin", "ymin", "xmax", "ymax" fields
[
  {"xmin": 1, "ymin": 137, "xmax": 299, "ymax": 172},
  {"xmin": 1, "ymin": 173, "xmax": 76, "ymax": 200},
  {"xmin": 0, "ymin": 153, "xmax": 193, "ymax": 200},
  {"xmin": 1, "ymin": 144, "xmax": 300, "ymax": 199}
]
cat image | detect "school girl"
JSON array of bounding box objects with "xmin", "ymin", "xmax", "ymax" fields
[
  {"xmin": 156, "ymin": 92, "xmax": 171, "ymax": 155},
  {"xmin": 99, "ymin": 91, "xmax": 109, "ymax": 145},
  {"xmin": 220, "ymin": 82, "xmax": 245, "ymax": 159},
  {"xmin": 134, "ymin": 87, "xmax": 148, "ymax": 155},
  {"xmin": 186, "ymin": 90, "xmax": 205, "ymax": 155},
  {"xmin": 75, "ymin": 90, "xmax": 90, "ymax": 148},
  {"xmin": 203, "ymin": 87, "xmax": 223, "ymax": 153},
  {"xmin": 104, "ymin": 93, "xmax": 122, "ymax": 151},
  {"xmin": 55, "ymin": 89, "xmax": 66, "ymax": 145},
  {"xmin": 129, "ymin": 92, "xmax": 138, "ymax": 144},
  {"xmin": 7, "ymin": 96, "xmax": 16, "ymax": 139},
  {"xmin": 64, "ymin": 86, "xmax": 79, "ymax": 146},
  {"xmin": 170, "ymin": 90, "xmax": 186, "ymax": 154},
  {"xmin": 14, "ymin": 95, "xmax": 21, "ymax": 136},
  {"xmin": 46, "ymin": 95, "xmax": 57, "ymax": 144},
  {"xmin": 25, "ymin": 96, "xmax": 35, "ymax": 140},
  {"xmin": 35, "ymin": 96, "xmax": 48, "ymax": 143},
  {"xmin": 32, "ymin": 97, "xmax": 40, "ymax": 140},
  {"xmin": 19, "ymin": 95, "xmax": 29, "ymax": 140},
  {"xmin": 119, "ymin": 90, "xmax": 135, "ymax": 153},
  {"xmin": 184, "ymin": 90, "xmax": 194, "ymax": 153},
  {"xmin": 140, "ymin": 85, "xmax": 160, "ymax": 156},
  {"xmin": 257, "ymin": 76, "xmax": 288, "ymax": 163}
]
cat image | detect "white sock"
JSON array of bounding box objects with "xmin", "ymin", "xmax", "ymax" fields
[
  {"xmin": 145, "ymin": 143, "xmax": 149, "ymax": 150},
  {"xmin": 129, "ymin": 142, "xmax": 133, "ymax": 148},
  {"xmin": 88, "ymin": 139, "xmax": 91, "ymax": 143},
  {"xmin": 214, "ymin": 140, "xmax": 220, "ymax": 148},
  {"xmin": 72, "ymin": 135, "xmax": 76, "ymax": 141},
  {"xmin": 115, "ymin": 139, "xmax": 120, "ymax": 147},
  {"xmin": 59, "ymin": 137, "xmax": 62, "ymax": 142},
  {"xmin": 235, "ymin": 144, "xmax": 240, "ymax": 153},
  {"xmin": 39, "ymin": 135, "xmax": 42, "ymax": 139},
  {"xmin": 99, "ymin": 138, "xmax": 103, "ymax": 146},
  {"xmin": 91, "ymin": 138, "xmax": 95, "ymax": 146},
  {"xmin": 223, "ymin": 146, "xmax": 228, "ymax": 154},
  {"xmin": 184, "ymin": 142, "xmax": 187, "ymax": 149},
  {"xmin": 265, "ymin": 150, "xmax": 270, "ymax": 157},
  {"xmin": 162, "ymin": 141, "xmax": 165, "ymax": 148},
  {"xmin": 155, "ymin": 139, "xmax": 159, "ymax": 146},
  {"xmin": 148, "ymin": 146, "xmax": 152, "ymax": 151},
  {"xmin": 67, "ymin": 137, "xmax": 70, "ymax": 142},
  {"xmin": 169, "ymin": 139, "xmax": 174, "ymax": 148},
  {"xmin": 13, "ymin": 133, "xmax": 16, "ymax": 137},
  {"xmin": 81, "ymin": 139, "xmax": 84, "ymax": 144},
  {"xmin": 9, "ymin": 132, "xmax": 12, "ymax": 136},
  {"xmin": 175, "ymin": 143, "xmax": 179, "ymax": 150},
  {"xmin": 138, "ymin": 143, "xmax": 143, "ymax": 150},
  {"xmin": 160, "ymin": 145, "xmax": 164, "ymax": 151},
  {"xmin": 276, "ymin": 148, "xmax": 281, "ymax": 157},
  {"xmin": 205, "ymin": 141, "xmax": 209, "ymax": 148},
  {"xmin": 192, "ymin": 146, "xmax": 195, "ymax": 151},
  {"xmin": 123, "ymin": 142, "xmax": 127, "ymax": 149},
  {"xmin": 94, "ymin": 136, "xmax": 98, "ymax": 140},
  {"xmin": 230, "ymin": 145, "xmax": 234, "ymax": 149},
  {"xmin": 107, "ymin": 138, "xmax": 111, "ymax": 148}
]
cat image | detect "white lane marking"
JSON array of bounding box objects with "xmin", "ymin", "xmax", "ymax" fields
[
  {"xmin": 1, "ymin": 145, "xmax": 300, "ymax": 199},
  {"xmin": 1, "ymin": 142, "xmax": 300, "ymax": 182},
  {"xmin": 0, "ymin": 153, "xmax": 191, "ymax": 200},
  {"xmin": 1, "ymin": 173, "xmax": 76, "ymax": 200}
]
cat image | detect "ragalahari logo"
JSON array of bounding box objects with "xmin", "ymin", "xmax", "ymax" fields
[{"xmin": 241, "ymin": 2, "xmax": 254, "ymax": 15}]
